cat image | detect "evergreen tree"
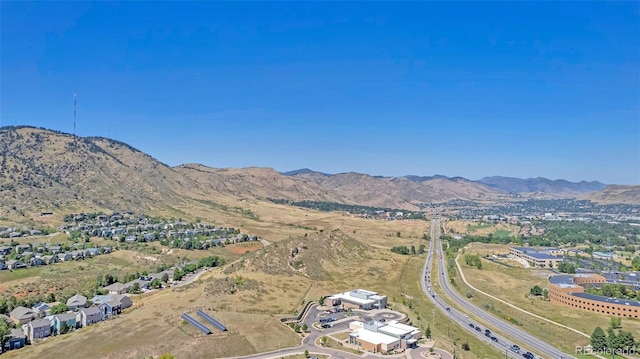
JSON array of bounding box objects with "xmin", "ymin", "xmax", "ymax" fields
[
  {"xmin": 425, "ymin": 325, "xmax": 432, "ymax": 339},
  {"xmin": 590, "ymin": 326, "xmax": 606, "ymax": 351},
  {"xmin": 606, "ymin": 327, "xmax": 617, "ymax": 350}
]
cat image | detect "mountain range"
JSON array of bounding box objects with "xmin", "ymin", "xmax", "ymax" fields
[{"xmin": 0, "ymin": 126, "xmax": 636, "ymax": 223}]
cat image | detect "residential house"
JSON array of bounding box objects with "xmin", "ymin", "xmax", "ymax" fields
[
  {"xmin": 124, "ymin": 278, "xmax": 150, "ymax": 292},
  {"xmin": 49, "ymin": 245, "xmax": 62, "ymax": 254},
  {"xmin": 32, "ymin": 302, "xmax": 51, "ymax": 318},
  {"xmin": 70, "ymin": 250, "xmax": 85, "ymax": 260},
  {"xmin": 102, "ymin": 246, "xmax": 111, "ymax": 254},
  {"xmin": 57, "ymin": 252, "xmax": 72, "ymax": 262},
  {"xmin": 3, "ymin": 328, "xmax": 27, "ymax": 351},
  {"xmin": 103, "ymin": 282, "xmax": 128, "ymax": 295},
  {"xmin": 0, "ymin": 245, "xmax": 12, "ymax": 255},
  {"xmin": 0, "ymin": 261, "xmax": 6, "ymax": 270},
  {"xmin": 9, "ymin": 307, "xmax": 35, "ymax": 325},
  {"xmin": 41, "ymin": 254, "xmax": 58, "ymax": 265},
  {"xmin": 5, "ymin": 260, "xmax": 26, "ymax": 270},
  {"xmin": 85, "ymin": 247, "xmax": 100, "ymax": 257},
  {"xmin": 15, "ymin": 244, "xmax": 30, "ymax": 254},
  {"xmin": 29, "ymin": 256, "xmax": 45, "ymax": 267},
  {"xmin": 51, "ymin": 312, "xmax": 77, "ymax": 333},
  {"xmin": 66, "ymin": 294, "xmax": 88, "ymax": 311},
  {"xmin": 77, "ymin": 307, "xmax": 101, "ymax": 326},
  {"xmin": 23, "ymin": 318, "xmax": 52, "ymax": 343}
]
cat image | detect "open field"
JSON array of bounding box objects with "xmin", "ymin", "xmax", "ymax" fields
[
  {"xmin": 5, "ymin": 227, "xmax": 501, "ymax": 359},
  {"xmin": 443, "ymin": 220, "xmax": 519, "ymax": 237},
  {"xmin": 455, "ymin": 243, "xmax": 640, "ymax": 352}
]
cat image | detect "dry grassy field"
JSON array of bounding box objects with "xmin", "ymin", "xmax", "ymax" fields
[
  {"xmin": 444, "ymin": 220, "xmax": 519, "ymax": 237},
  {"xmin": 456, "ymin": 243, "xmax": 640, "ymax": 352}
]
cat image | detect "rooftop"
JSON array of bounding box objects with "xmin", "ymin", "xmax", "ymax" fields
[
  {"xmin": 350, "ymin": 328, "xmax": 398, "ymax": 345},
  {"xmin": 549, "ymin": 275, "xmax": 577, "ymax": 287},
  {"xmin": 572, "ymin": 292, "xmax": 640, "ymax": 308}
]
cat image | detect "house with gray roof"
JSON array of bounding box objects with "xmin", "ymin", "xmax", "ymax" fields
[
  {"xmin": 3, "ymin": 328, "xmax": 26, "ymax": 351},
  {"xmin": 66, "ymin": 294, "xmax": 88, "ymax": 311},
  {"xmin": 50, "ymin": 312, "xmax": 77, "ymax": 333},
  {"xmin": 78, "ymin": 307, "xmax": 102, "ymax": 326},
  {"xmin": 9, "ymin": 306, "xmax": 36, "ymax": 325},
  {"xmin": 104, "ymin": 282, "xmax": 129, "ymax": 294},
  {"xmin": 23, "ymin": 318, "xmax": 51, "ymax": 343}
]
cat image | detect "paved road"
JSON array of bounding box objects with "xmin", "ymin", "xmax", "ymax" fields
[{"xmin": 424, "ymin": 218, "xmax": 575, "ymax": 359}]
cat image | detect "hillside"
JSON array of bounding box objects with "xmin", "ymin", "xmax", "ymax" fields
[
  {"xmin": 175, "ymin": 164, "xmax": 346, "ymax": 203},
  {"xmin": 1, "ymin": 126, "xmax": 631, "ymax": 224},
  {"xmin": 588, "ymin": 185, "xmax": 640, "ymax": 204},
  {"xmin": 231, "ymin": 229, "xmax": 370, "ymax": 281},
  {"xmin": 0, "ymin": 126, "xmax": 207, "ymax": 221},
  {"xmin": 479, "ymin": 176, "xmax": 606, "ymax": 195}
]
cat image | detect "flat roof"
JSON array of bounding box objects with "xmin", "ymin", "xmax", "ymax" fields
[
  {"xmin": 571, "ymin": 292, "xmax": 640, "ymax": 307},
  {"xmin": 549, "ymin": 275, "xmax": 577, "ymax": 287},
  {"xmin": 387, "ymin": 320, "xmax": 420, "ymax": 333},
  {"xmin": 329, "ymin": 292, "xmax": 375, "ymax": 305},
  {"xmin": 351, "ymin": 328, "xmax": 399, "ymax": 345},
  {"xmin": 378, "ymin": 325, "xmax": 410, "ymax": 336}
]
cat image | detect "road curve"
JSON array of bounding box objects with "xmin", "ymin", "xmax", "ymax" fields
[{"xmin": 424, "ymin": 218, "xmax": 576, "ymax": 359}]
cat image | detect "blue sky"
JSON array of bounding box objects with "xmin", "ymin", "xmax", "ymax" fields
[{"xmin": 2, "ymin": 1, "xmax": 639, "ymax": 184}]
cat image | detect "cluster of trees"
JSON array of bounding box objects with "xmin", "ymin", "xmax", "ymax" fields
[
  {"xmin": 529, "ymin": 220, "xmax": 639, "ymax": 247},
  {"xmin": 591, "ymin": 326, "xmax": 636, "ymax": 353},
  {"xmin": 556, "ymin": 262, "xmax": 577, "ymax": 273},
  {"xmin": 173, "ymin": 256, "xmax": 224, "ymax": 282},
  {"xmin": 267, "ymin": 199, "xmax": 424, "ymax": 219},
  {"xmin": 585, "ymin": 283, "xmax": 638, "ymax": 300},
  {"xmin": 463, "ymin": 254, "xmax": 483, "ymax": 269},
  {"xmin": 529, "ymin": 285, "xmax": 549, "ymax": 300},
  {"xmin": 390, "ymin": 245, "xmax": 425, "ymax": 255}
]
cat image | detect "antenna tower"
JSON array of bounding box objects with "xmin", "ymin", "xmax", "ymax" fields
[{"xmin": 74, "ymin": 90, "xmax": 77, "ymax": 137}]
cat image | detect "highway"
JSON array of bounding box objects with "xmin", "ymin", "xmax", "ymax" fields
[{"xmin": 422, "ymin": 218, "xmax": 575, "ymax": 359}]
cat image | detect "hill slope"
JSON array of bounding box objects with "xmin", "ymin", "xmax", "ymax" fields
[
  {"xmin": 0, "ymin": 126, "xmax": 206, "ymax": 219},
  {"xmin": 479, "ymin": 176, "xmax": 606, "ymax": 195},
  {"xmin": 588, "ymin": 185, "xmax": 640, "ymax": 204},
  {"xmin": 1, "ymin": 126, "xmax": 631, "ymax": 223}
]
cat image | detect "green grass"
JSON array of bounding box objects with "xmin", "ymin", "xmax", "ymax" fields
[
  {"xmin": 492, "ymin": 229, "xmax": 512, "ymax": 238},
  {"xmin": 467, "ymin": 224, "xmax": 493, "ymax": 231}
]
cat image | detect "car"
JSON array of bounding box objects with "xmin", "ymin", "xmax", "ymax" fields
[
  {"xmin": 485, "ymin": 329, "xmax": 491, "ymax": 336},
  {"xmin": 490, "ymin": 336, "xmax": 498, "ymax": 342},
  {"xmin": 464, "ymin": 314, "xmax": 469, "ymax": 318},
  {"xmin": 523, "ymin": 352, "xmax": 534, "ymax": 359},
  {"xmin": 446, "ymin": 307, "xmax": 451, "ymax": 311},
  {"xmin": 469, "ymin": 323, "xmax": 475, "ymax": 329},
  {"xmin": 511, "ymin": 345, "xmax": 520, "ymax": 353},
  {"xmin": 475, "ymin": 326, "xmax": 481, "ymax": 332},
  {"xmin": 321, "ymin": 323, "xmax": 331, "ymax": 329}
]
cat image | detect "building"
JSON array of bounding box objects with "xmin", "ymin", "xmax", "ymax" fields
[
  {"xmin": 509, "ymin": 247, "xmax": 564, "ymax": 268},
  {"xmin": 327, "ymin": 289, "xmax": 388, "ymax": 310},
  {"xmin": 66, "ymin": 294, "xmax": 88, "ymax": 311},
  {"xmin": 3, "ymin": 328, "xmax": 26, "ymax": 351},
  {"xmin": 78, "ymin": 307, "xmax": 102, "ymax": 326},
  {"xmin": 103, "ymin": 282, "xmax": 129, "ymax": 295},
  {"xmin": 9, "ymin": 306, "xmax": 36, "ymax": 325},
  {"xmin": 23, "ymin": 318, "xmax": 52, "ymax": 343},
  {"xmin": 347, "ymin": 320, "xmax": 421, "ymax": 353},
  {"xmin": 548, "ymin": 274, "xmax": 640, "ymax": 319}
]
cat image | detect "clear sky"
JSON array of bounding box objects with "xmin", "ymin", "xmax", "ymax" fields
[{"xmin": 2, "ymin": 1, "xmax": 639, "ymax": 184}]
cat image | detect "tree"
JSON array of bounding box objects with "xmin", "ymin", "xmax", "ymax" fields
[
  {"xmin": 302, "ymin": 323, "xmax": 308, "ymax": 332},
  {"xmin": 130, "ymin": 282, "xmax": 141, "ymax": 294},
  {"xmin": 161, "ymin": 273, "xmax": 169, "ymax": 283},
  {"xmin": 530, "ymin": 285, "xmax": 543, "ymax": 296},
  {"xmin": 609, "ymin": 316, "xmax": 622, "ymax": 329},
  {"xmin": 46, "ymin": 292, "xmax": 56, "ymax": 303},
  {"xmin": 0, "ymin": 318, "xmax": 11, "ymax": 351},
  {"xmin": 159, "ymin": 354, "xmax": 176, "ymax": 359},
  {"xmin": 50, "ymin": 303, "xmax": 68, "ymax": 315},
  {"xmin": 411, "ymin": 245, "xmax": 416, "ymax": 255},
  {"xmin": 304, "ymin": 350, "xmax": 309, "ymax": 358},
  {"xmin": 617, "ymin": 330, "xmax": 635, "ymax": 350},
  {"xmin": 150, "ymin": 278, "xmax": 161, "ymax": 289},
  {"xmin": 425, "ymin": 325, "xmax": 432, "ymax": 339},
  {"xmin": 606, "ymin": 327, "xmax": 617, "ymax": 350},
  {"xmin": 59, "ymin": 322, "xmax": 71, "ymax": 335},
  {"xmin": 293, "ymin": 323, "xmax": 300, "ymax": 333},
  {"xmin": 318, "ymin": 296, "xmax": 325, "ymax": 306},
  {"xmin": 590, "ymin": 326, "xmax": 606, "ymax": 351},
  {"xmin": 321, "ymin": 336, "xmax": 328, "ymax": 346}
]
